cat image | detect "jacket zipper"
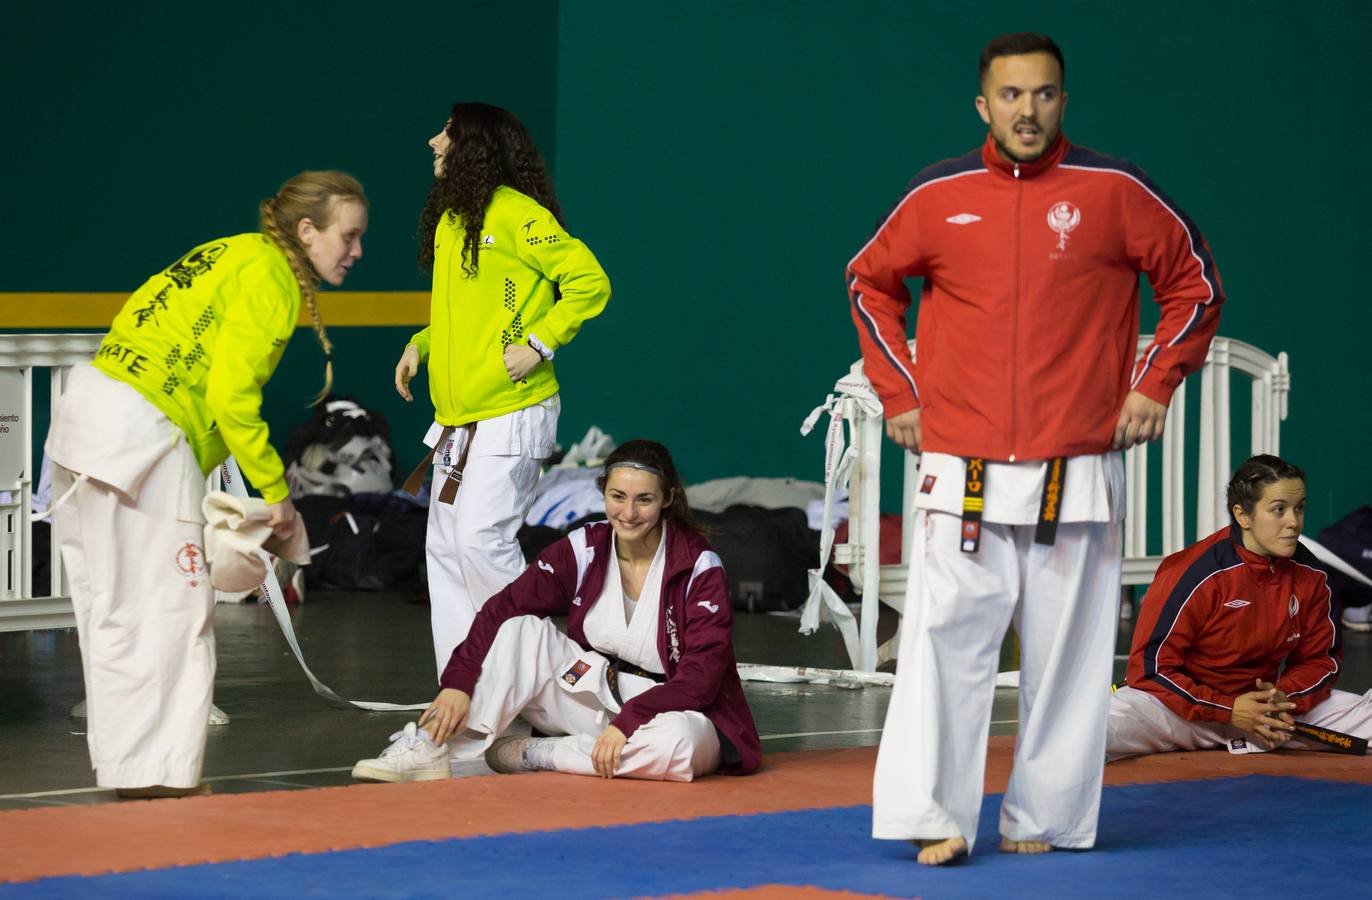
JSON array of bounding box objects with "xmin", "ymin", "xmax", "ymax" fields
[{"xmin": 1010, "ymin": 163, "xmax": 1022, "ymax": 460}]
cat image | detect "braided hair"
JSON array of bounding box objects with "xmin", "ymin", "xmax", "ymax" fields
[{"xmin": 258, "ymin": 170, "xmax": 368, "ymax": 403}]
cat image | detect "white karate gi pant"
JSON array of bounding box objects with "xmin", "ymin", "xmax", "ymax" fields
[
  {"xmin": 448, "ymin": 616, "xmax": 721, "ymax": 781},
  {"xmin": 1107, "ymin": 685, "xmax": 1372, "ymax": 760},
  {"xmin": 873, "ymin": 510, "xmax": 1122, "ymax": 852},
  {"xmin": 48, "ymin": 376, "xmax": 213, "ymax": 789},
  {"xmin": 426, "ymin": 400, "xmax": 557, "ymax": 676}
]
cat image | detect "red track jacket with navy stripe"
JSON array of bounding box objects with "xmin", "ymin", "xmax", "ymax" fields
[
  {"xmin": 1126, "ymin": 527, "xmax": 1339, "ymax": 724},
  {"xmin": 847, "ymin": 133, "xmax": 1224, "ymax": 461},
  {"xmin": 440, "ymin": 522, "xmax": 762, "ymax": 775}
]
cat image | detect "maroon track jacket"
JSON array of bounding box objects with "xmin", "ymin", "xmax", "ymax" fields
[{"xmin": 440, "ymin": 522, "xmax": 762, "ymax": 774}]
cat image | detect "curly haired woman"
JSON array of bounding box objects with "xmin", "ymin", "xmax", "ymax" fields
[
  {"xmin": 46, "ymin": 171, "xmax": 368, "ymax": 797},
  {"xmin": 391, "ymin": 103, "xmax": 611, "ymax": 689}
]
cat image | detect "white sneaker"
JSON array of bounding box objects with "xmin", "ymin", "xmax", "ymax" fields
[
  {"xmin": 1343, "ymin": 604, "xmax": 1372, "ymax": 633},
  {"xmin": 351, "ymin": 722, "xmax": 451, "ymax": 782},
  {"xmin": 484, "ymin": 735, "xmax": 560, "ymax": 774}
]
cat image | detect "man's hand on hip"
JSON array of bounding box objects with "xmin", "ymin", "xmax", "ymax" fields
[
  {"xmin": 886, "ymin": 408, "xmax": 922, "ymax": 452},
  {"xmin": 1112, "ymin": 391, "xmax": 1168, "ymax": 449}
]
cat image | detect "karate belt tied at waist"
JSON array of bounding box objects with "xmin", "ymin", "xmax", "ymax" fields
[
  {"xmin": 402, "ymin": 423, "xmax": 477, "ymax": 503},
  {"xmin": 960, "ymin": 456, "xmax": 1067, "ymax": 553},
  {"xmin": 605, "ymin": 656, "xmax": 667, "ymax": 707}
]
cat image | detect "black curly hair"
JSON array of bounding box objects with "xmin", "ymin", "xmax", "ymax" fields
[{"xmin": 417, "ymin": 103, "xmax": 563, "ymax": 276}]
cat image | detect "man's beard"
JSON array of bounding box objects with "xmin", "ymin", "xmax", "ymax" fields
[{"xmin": 993, "ymin": 123, "xmax": 1055, "ymax": 163}]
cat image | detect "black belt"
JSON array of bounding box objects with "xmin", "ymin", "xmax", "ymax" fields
[
  {"xmin": 605, "ymin": 656, "xmax": 666, "ymax": 707},
  {"xmin": 960, "ymin": 456, "xmax": 1068, "ymax": 553}
]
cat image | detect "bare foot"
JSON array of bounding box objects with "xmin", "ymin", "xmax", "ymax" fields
[
  {"xmin": 1000, "ymin": 837, "xmax": 1053, "ymax": 854},
  {"xmin": 915, "ymin": 837, "xmax": 968, "ymax": 865}
]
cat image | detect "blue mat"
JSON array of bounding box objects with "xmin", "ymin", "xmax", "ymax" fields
[{"xmin": 7, "ymin": 776, "xmax": 1369, "ymax": 899}]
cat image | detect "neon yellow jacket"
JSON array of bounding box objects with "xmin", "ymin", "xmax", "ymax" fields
[
  {"xmin": 93, "ymin": 234, "xmax": 299, "ymax": 502},
  {"xmin": 410, "ymin": 187, "xmax": 610, "ymax": 425}
]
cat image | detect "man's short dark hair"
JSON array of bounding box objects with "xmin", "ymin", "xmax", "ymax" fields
[{"xmin": 979, "ymin": 33, "xmax": 1065, "ymax": 87}]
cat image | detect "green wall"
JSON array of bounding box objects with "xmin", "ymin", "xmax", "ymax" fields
[
  {"xmin": 552, "ymin": 1, "xmax": 1371, "ymax": 540},
  {"xmin": 4, "ymin": 0, "xmax": 561, "ymax": 473},
  {"xmin": 6, "ymin": 2, "xmax": 1369, "ymax": 543}
]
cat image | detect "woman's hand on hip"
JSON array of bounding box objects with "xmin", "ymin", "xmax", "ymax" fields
[
  {"xmin": 503, "ymin": 344, "xmax": 542, "ymax": 382},
  {"xmin": 395, "ymin": 344, "xmax": 420, "ymax": 402},
  {"xmin": 419, "ymin": 688, "xmax": 471, "ymax": 746}
]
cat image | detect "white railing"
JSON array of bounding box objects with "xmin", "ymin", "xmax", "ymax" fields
[
  {"xmin": 0, "ymin": 333, "xmax": 103, "ymax": 632},
  {"xmin": 811, "ymin": 335, "xmax": 1290, "ymax": 672}
]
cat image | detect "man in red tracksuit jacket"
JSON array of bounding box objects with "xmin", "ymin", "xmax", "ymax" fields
[{"xmin": 862, "ymin": 33, "xmax": 1224, "ymax": 865}]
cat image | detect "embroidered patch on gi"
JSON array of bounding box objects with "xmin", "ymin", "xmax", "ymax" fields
[
  {"xmin": 920, "ymin": 474, "xmax": 937, "ymax": 494},
  {"xmin": 961, "ymin": 520, "xmax": 980, "ymax": 552},
  {"xmin": 1223, "ymin": 599, "xmax": 1251, "ymax": 609},
  {"xmin": 1289, "ymin": 593, "xmax": 1300, "ymax": 618},
  {"xmin": 174, "ymin": 542, "xmax": 206, "ymax": 588},
  {"xmin": 562, "ymin": 660, "xmax": 591, "ymax": 685}
]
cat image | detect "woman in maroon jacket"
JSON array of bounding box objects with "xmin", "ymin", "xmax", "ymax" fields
[{"xmin": 353, "ymin": 439, "xmax": 761, "ymax": 782}]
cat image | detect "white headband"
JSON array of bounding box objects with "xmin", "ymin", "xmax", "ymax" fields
[{"xmin": 607, "ymin": 461, "xmax": 664, "ymax": 478}]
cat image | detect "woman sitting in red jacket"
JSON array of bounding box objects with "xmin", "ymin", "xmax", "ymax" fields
[
  {"xmin": 1108, "ymin": 454, "xmax": 1372, "ymax": 759},
  {"xmin": 353, "ymin": 439, "xmax": 761, "ymax": 782}
]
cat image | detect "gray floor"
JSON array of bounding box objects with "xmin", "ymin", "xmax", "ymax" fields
[{"xmin": 2, "ymin": 591, "xmax": 1368, "ymax": 810}]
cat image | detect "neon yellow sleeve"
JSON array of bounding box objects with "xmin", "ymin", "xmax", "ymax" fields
[
  {"xmin": 409, "ymin": 325, "xmax": 432, "ymax": 362},
  {"xmin": 513, "ymin": 206, "xmax": 611, "ymax": 352},
  {"xmin": 204, "ymin": 288, "xmax": 297, "ymax": 503}
]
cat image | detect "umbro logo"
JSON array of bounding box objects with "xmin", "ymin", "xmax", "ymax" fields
[
  {"xmin": 1223, "ymin": 599, "xmax": 1252, "ymax": 609},
  {"xmin": 946, "ymin": 213, "xmax": 982, "ymax": 225}
]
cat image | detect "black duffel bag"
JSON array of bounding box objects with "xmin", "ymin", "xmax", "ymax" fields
[{"xmin": 692, "ymin": 504, "xmax": 819, "ymax": 612}]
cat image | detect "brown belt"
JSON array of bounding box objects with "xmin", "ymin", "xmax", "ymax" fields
[{"xmin": 401, "ymin": 423, "xmax": 476, "ymax": 504}]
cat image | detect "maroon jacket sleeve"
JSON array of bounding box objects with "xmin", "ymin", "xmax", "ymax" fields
[
  {"xmin": 438, "ymin": 538, "xmax": 575, "ymax": 694},
  {"xmin": 1276, "ymin": 563, "xmax": 1340, "ymax": 713},
  {"xmin": 1128, "ymin": 556, "xmax": 1238, "ymax": 723},
  {"xmin": 1121, "ymin": 167, "xmax": 1225, "ymax": 407},
  {"xmin": 610, "ymin": 563, "xmax": 734, "ymax": 739},
  {"xmin": 846, "ymin": 188, "xmax": 927, "ymax": 419}
]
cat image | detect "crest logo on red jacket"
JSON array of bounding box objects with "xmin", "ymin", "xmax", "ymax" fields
[{"xmin": 1047, "ymin": 201, "xmax": 1081, "ymax": 252}]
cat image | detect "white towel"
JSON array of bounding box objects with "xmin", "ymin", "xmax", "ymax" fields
[{"xmin": 202, "ymin": 491, "xmax": 310, "ymax": 591}]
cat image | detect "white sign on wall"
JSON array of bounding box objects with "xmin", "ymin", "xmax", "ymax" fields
[{"xmin": 0, "ymin": 369, "xmax": 26, "ymax": 489}]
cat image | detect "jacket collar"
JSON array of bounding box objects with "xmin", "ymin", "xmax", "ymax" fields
[
  {"xmin": 1226, "ymin": 525, "xmax": 1288, "ymax": 577},
  {"xmin": 589, "ymin": 520, "xmax": 706, "ymax": 581},
  {"xmin": 981, "ymin": 131, "xmax": 1070, "ymax": 180}
]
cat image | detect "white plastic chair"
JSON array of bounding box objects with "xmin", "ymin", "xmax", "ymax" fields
[{"xmin": 805, "ymin": 335, "xmax": 1290, "ymax": 671}]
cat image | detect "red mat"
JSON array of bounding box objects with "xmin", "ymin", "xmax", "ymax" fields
[{"xmin": 3, "ymin": 737, "xmax": 1368, "ymax": 883}]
